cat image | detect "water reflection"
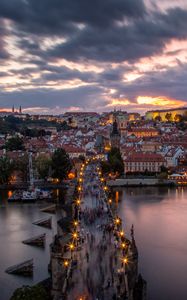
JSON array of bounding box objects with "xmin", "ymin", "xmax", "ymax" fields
[
  {"xmin": 117, "ymin": 186, "xmax": 187, "ymax": 300},
  {"xmin": 0, "ymin": 190, "xmax": 61, "ymax": 300}
]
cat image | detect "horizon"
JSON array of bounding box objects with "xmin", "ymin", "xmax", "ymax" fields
[{"xmin": 0, "ymin": 105, "xmax": 187, "ymax": 116}]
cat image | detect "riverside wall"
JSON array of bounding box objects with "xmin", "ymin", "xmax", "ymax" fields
[{"xmin": 107, "ymin": 178, "xmax": 174, "ymax": 187}]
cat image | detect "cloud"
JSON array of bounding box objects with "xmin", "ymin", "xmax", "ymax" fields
[
  {"xmin": 0, "ymin": 1, "xmax": 187, "ymax": 113},
  {"xmin": 0, "ymin": 85, "xmax": 108, "ymax": 111},
  {"xmin": 0, "ymin": 0, "xmax": 146, "ymax": 36}
]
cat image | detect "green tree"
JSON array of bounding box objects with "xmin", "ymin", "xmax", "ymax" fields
[
  {"xmin": 100, "ymin": 160, "xmax": 111, "ymax": 174},
  {"xmin": 5, "ymin": 136, "xmax": 25, "ymax": 151},
  {"xmin": 13, "ymin": 155, "xmax": 29, "ymax": 182},
  {"xmin": 51, "ymin": 148, "xmax": 72, "ymax": 180},
  {"xmin": 165, "ymin": 113, "xmax": 172, "ymax": 122},
  {"xmin": 0, "ymin": 156, "xmax": 14, "ymax": 184},
  {"xmin": 10, "ymin": 285, "xmax": 50, "ymax": 300},
  {"xmin": 35, "ymin": 154, "xmax": 52, "ymax": 179},
  {"xmin": 101, "ymin": 147, "xmax": 124, "ymax": 176}
]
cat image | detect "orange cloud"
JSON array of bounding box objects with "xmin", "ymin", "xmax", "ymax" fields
[
  {"xmin": 137, "ymin": 96, "xmax": 186, "ymax": 108},
  {"xmin": 107, "ymin": 98, "xmax": 130, "ymax": 107}
]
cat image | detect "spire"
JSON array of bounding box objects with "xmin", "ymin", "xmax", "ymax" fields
[
  {"xmin": 131, "ymin": 224, "xmax": 134, "ymax": 240},
  {"xmin": 19, "ymin": 106, "xmax": 22, "ymax": 114},
  {"xmin": 111, "ymin": 117, "xmax": 120, "ymax": 136},
  {"xmin": 12, "ymin": 105, "xmax": 14, "ymax": 113}
]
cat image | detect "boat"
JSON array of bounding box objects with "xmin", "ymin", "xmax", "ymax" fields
[
  {"xmin": 8, "ymin": 189, "xmax": 52, "ymax": 202},
  {"xmin": 8, "ymin": 152, "xmax": 52, "ymax": 202}
]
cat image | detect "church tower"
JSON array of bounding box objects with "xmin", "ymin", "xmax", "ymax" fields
[
  {"xmin": 19, "ymin": 106, "xmax": 22, "ymax": 114},
  {"xmin": 12, "ymin": 105, "xmax": 14, "ymax": 113},
  {"xmin": 110, "ymin": 117, "xmax": 121, "ymax": 148}
]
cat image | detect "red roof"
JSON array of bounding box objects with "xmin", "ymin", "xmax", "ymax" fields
[
  {"xmin": 125, "ymin": 152, "xmax": 165, "ymax": 162},
  {"xmin": 128, "ymin": 128, "xmax": 159, "ymax": 133}
]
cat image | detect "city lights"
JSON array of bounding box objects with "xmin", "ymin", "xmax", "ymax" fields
[
  {"xmin": 76, "ymin": 199, "xmax": 81, "ymax": 205},
  {"xmin": 72, "ymin": 232, "xmax": 78, "ymax": 239},
  {"xmin": 64, "ymin": 260, "xmax": 69, "ymax": 267},
  {"xmin": 73, "ymin": 220, "xmax": 78, "ymax": 227},
  {"xmin": 119, "ymin": 230, "xmax": 125, "ymax": 237}
]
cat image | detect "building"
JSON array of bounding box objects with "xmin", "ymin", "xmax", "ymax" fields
[
  {"xmin": 164, "ymin": 146, "xmax": 184, "ymax": 168},
  {"xmin": 127, "ymin": 128, "xmax": 159, "ymax": 138},
  {"xmin": 145, "ymin": 107, "xmax": 187, "ymax": 121},
  {"xmin": 124, "ymin": 152, "xmax": 166, "ymax": 173},
  {"xmin": 110, "ymin": 119, "xmax": 121, "ymax": 148}
]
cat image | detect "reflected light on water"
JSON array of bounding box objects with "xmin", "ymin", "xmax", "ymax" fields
[{"xmin": 117, "ymin": 186, "xmax": 187, "ymax": 300}]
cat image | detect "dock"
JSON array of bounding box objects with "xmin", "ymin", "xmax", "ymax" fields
[
  {"xmin": 22, "ymin": 233, "xmax": 46, "ymax": 247},
  {"xmin": 33, "ymin": 217, "xmax": 52, "ymax": 229},
  {"xmin": 5, "ymin": 259, "xmax": 33, "ymax": 276}
]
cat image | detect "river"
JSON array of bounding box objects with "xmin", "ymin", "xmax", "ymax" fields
[
  {"xmin": 1, "ymin": 187, "xmax": 187, "ymax": 300},
  {"xmin": 0, "ymin": 190, "xmax": 62, "ymax": 300},
  {"xmin": 116, "ymin": 186, "xmax": 187, "ymax": 300}
]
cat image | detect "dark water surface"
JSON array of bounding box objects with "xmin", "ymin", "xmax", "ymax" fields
[
  {"xmin": 1, "ymin": 187, "xmax": 187, "ymax": 300},
  {"xmin": 0, "ymin": 190, "xmax": 60, "ymax": 300},
  {"xmin": 117, "ymin": 186, "xmax": 187, "ymax": 300}
]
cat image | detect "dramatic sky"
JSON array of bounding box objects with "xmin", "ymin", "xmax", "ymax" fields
[{"xmin": 0, "ymin": 0, "xmax": 187, "ymax": 114}]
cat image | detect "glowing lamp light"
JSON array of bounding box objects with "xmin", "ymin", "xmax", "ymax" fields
[
  {"xmin": 119, "ymin": 231, "xmax": 125, "ymax": 237},
  {"xmin": 76, "ymin": 199, "xmax": 81, "ymax": 205},
  {"xmin": 69, "ymin": 243, "xmax": 75, "ymax": 250},
  {"xmin": 121, "ymin": 243, "xmax": 126, "ymax": 249},
  {"xmin": 68, "ymin": 172, "xmax": 75, "ymax": 179},
  {"xmin": 108, "ymin": 199, "xmax": 112, "ymax": 204},
  {"xmin": 64, "ymin": 260, "xmax": 69, "ymax": 267},
  {"xmin": 73, "ymin": 220, "xmax": 78, "ymax": 227},
  {"xmin": 72, "ymin": 232, "xmax": 78, "ymax": 239},
  {"xmin": 115, "ymin": 217, "xmax": 121, "ymax": 225},
  {"xmin": 104, "ymin": 186, "xmax": 108, "ymax": 191},
  {"xmin": 123, "ymin": 257, "xmax": 128, "ymax": 264}
]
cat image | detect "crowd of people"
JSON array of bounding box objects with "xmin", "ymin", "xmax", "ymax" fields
[{"xmin": 66, "ymin": 164, "xmax": 128, "ymax": 300}]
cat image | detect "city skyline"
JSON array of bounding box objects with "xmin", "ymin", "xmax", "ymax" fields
[{"xmin": 0, "ymin": 0, "xmax": 187, "ymax": 114}]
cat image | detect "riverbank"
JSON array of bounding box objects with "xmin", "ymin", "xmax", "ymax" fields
[
  {"xmin": 0, "ymin": 182, "xmax": 68, "ymax": 190},
  {"xmin": 107, "ymin": 178, "xmax": 175, "ymax": 187}
]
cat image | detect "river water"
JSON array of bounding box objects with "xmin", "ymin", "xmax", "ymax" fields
[
  {"xmin": 0, "ymin": 190, "xmax": 62, "ymax": 300},
  {"xmin": 116, "ymin": 186, "xmax": 187, "ymax": 300},
  {"xmin": 1, "ymin": 187, "xmax": 187, "ymax": 300}
]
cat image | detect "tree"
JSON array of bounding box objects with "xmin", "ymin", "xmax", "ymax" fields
[
  {"xmin": 51, "ymin": 148, "xmax": 72, "ymax": 180},
  {"xmin": 5, "ymin": 136, "xmax": 25, "ymax": 151},
  {"xmin": 165, "ymin": 113, "xmax": 172, "ymax": 122},
  {"xmin": 101, "ymin": 147, "xmax": 124, "ymax": 176},
  {"xmin": 13, "ymin": 155, "xmax": 29, "ymax": 182},
  {"xmin": 10, "ymin": 285, "xmax": 50, "ymax": 300},
  {"xmin": 0, "ymin": 156, "xmax": 14, "ymax": 184},
  {"xmin": 35, "ymin": 154, "xmax": 52, "ymax": 179},
  {"xmin": 155, "ymin": 115, "xmax": 162, "ymax": 122},
  {"xmin": 174, "ymin": 114, "xmax": 183, "ymax": 122}
]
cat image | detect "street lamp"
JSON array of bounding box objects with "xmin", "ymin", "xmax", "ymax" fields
[
  {"xmin": 75, "ymin": 199, "xmax": 81, "ymax": 206},
  {"xmin": 73, "ymin": 220, "xmax": 79, "ymax": 227},
  {"xmin": 108, "ymin": 198, "xmax": 112, "ymax": 204},
  {"xmin": 115, "ymin": 217, "xmax": 121, "ymax": 226},
  {"xmin": 63, "ymin": 260, "xmax": 69, "ymax": 268}
]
